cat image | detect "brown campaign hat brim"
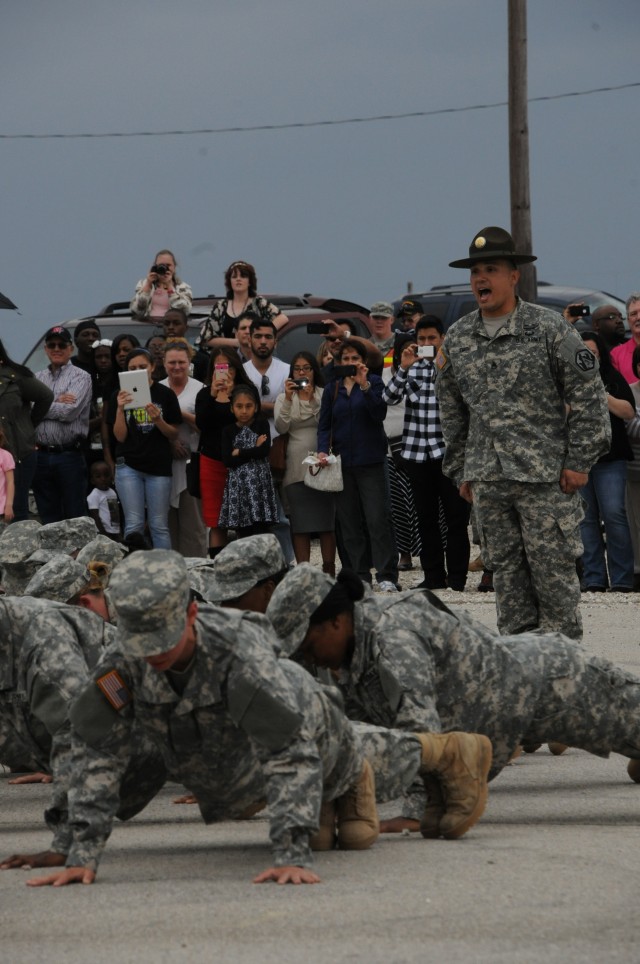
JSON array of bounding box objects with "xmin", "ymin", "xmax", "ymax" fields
[{"xmin": 449, "ymin": 252, "xmax": 537, "ymax": 269}]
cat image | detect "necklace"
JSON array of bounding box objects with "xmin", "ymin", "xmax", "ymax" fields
[{"xmin": 229, "ymin": 296, "xmax": 250, "ymax": 318}]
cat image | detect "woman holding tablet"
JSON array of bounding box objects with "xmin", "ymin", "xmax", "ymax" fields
[{"xmin": 108, "ymin": 347, "xmax": 182, "ymax": 549}]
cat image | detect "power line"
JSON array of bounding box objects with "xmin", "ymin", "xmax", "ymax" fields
[{"xmin": 1, "ymin": 81, "xmax": 638, "ymax": 140}]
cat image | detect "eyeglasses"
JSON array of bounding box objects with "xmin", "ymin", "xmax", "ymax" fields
[
  {"xmin": 599, "ymin": 313, "xmax": 623, "ymax": 321},
  {"xmin": 326, "ymin": 336, "xmax": 342, "ymax": 343},
  {"xmin": 261, "ymin": 374, "xmax": 270, "ymax": 396},
  {"xmin": 293, "ymin": 365, "xmax": 312, "ymax": 373},
  {"xmin": 46, "ymin": 341, "xmax": 69, "ymax": 350}
]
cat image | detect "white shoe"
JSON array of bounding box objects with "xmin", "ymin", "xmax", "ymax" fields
[{"xmin": 377, "ymin": 580, "xmax": 399, "ymax": 593}]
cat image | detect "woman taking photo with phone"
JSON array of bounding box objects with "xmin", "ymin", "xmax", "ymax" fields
[
  {"xmin": 274, "ymin": 352, "xmax": 336, "ymax": 573},
  {"xmin": 107, "ymin": 347, "xmax": 182, "ymax": 549}
]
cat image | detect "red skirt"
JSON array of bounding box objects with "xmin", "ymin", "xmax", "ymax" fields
[{"xmin": 200, "ymin": 454, "xmax": 228, "ymax": 527}]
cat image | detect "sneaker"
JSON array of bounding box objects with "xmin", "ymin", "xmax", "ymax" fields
[{"xmin": 377, "ymin": 580, "xmax": 399, "ymax": 592}]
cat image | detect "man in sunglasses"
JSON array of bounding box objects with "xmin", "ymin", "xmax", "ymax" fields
[{"xmin": 33, "ymin": 327, "xmax": 92, "ymax": 523}]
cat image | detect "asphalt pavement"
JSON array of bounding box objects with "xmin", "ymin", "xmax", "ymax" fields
[{"xmin": 1, "ymin": 590, "xmax": 638, "ymax": 964}]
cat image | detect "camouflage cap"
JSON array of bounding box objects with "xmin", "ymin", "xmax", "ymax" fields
[
  {"xmin": 24, "ymin": 554, "xmax": 91, "ymax": 603},
  {"xmin": 205, "ymin": 534, "xmax": 286, "ymax": 603},
  {"xmin": 266, "ymin": 563, "xmax": 335, "ymax": 657},
  {"xmin": 76, "ymin": 536, "xmax": 126, "ymax": 573},
  {"xmin": 109, "ymin": 549, "xmax": 191, "ymax": 657},
  {"xmin": 38, "ymin": 517, "xmax": 98, "ymax": 554},
  {"xmin": 1, "ymin": 560, "xmax": 42, "ymax": 595},
  {"xmin": 0, "ymin": 520, "xmax": 42, "ymax": 565},
  {"xmin": 369, "ymin": 301, "xmax": 394, "ymax": 318}
]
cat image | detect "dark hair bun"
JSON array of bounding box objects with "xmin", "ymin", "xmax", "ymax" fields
[{"xmin": 336, "ymin": 569, "xmax": 365, "ymax": 602}]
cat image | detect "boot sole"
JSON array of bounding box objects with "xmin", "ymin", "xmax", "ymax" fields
[{"xmin": 440, "ymin": 737, "xmax": 492, "ymax": 840}]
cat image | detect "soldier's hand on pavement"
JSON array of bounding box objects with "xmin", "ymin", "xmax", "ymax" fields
[
  {"xmin": 26, "ymin": 866, "xmax": 96, "ymax": 887},
  {"xmin": 253, "ymin": 865, "xmax": 321, "ymax": 885},
  {"xmin": 1, "ymin": 850, "xmax": 66, "ymax": 871},
  {"xmin": 8, "ymin": 771, "xmax": 52, "ymax": 785},
  {"xmin": 173, "ymin": 793, "xmax": 198, "ymax": 805},
  {"xmin": 559, "ymin": 468, "xmax": 588, "ymax": 494}
]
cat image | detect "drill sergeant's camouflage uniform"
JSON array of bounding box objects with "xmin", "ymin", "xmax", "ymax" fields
[{"xmin": 435, "ymin": 299, "xmax": 610, "ymax": 638}]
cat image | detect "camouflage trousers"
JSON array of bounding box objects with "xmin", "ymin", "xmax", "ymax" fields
[
  {"xmin": 351, "ymin": 722, "xmax": 425, "ymax": 820},
  {"xmin": 473, "ymin": 480, "xmax": 584, "ymax": 639}
]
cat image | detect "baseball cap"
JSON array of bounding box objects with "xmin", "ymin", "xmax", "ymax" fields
[
  {"xmin": 266, "ymin": 563, "xmax": 335, "ymax": 657},
  {"xmin": 369, "ymin": 301, "xmax": 394, "ymax": 318},
  {"xmin": 205, "ymin": 534, "xmax": 286, "ymax": 603},
  {"xmin": 110, "ymin": 549, "xmax": 191, "ymax": 658},
  {"xmin": 44, "ymin": 326, "xmax": 72, "ymax": 345},
  {"xmin": 399, "ymin": 299, "xmax": 423, "ymax": 315}
]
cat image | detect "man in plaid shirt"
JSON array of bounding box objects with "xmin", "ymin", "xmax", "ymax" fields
[{"xmin": 383, "ymin": 317, "xmax": 470, "ymax": 590}]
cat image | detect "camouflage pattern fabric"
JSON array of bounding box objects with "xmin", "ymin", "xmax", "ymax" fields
[
  {"xmin": 473, "ymin": 480, "xmax": 584, "ymax": 637},
  {"xmin": 330, "ymin": 590, "xmax": 640, "ymax": 780},
  {"xmin": 435, "ymin": 299, "xmax": 611, "ymax": 637},
  {"xmin": 24, "ymin": 555, "xmax": 92, "ymax": 603},
  {"xmin": 65, "ymin": 603, "xmax": 364, "ymax": 871}
]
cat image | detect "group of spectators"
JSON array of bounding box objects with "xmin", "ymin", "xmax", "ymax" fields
[{"xmin": 3, "ymin": 243, "xmax": 640, "ymax": 610}]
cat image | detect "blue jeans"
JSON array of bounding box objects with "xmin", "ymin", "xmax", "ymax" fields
[
  {"xmin": 32, "ymin": 449, "xmax": 88, "ymax": 524},
  {"xmin": 580, "ymin": 460, "xmax": 634, "ymax": 589},
  {"xmin": 115, "ymin": 463, "xmax": 172, "ymax": 550}
]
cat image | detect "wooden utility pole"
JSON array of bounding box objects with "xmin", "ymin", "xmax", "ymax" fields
[{"xmin": 508, "ymin": 0, "xmax": 537, "ymax": 301}]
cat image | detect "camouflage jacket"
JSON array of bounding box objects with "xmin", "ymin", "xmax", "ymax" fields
[
  {"xmin": 19, "ymin": 606, "xmax": 117, "ymax": 854},
  {"xmin": 335, "ymin": 589, "xmax": 581, "ymax": 775},
  {"xmin": 65, "ymin": 605, "xmax": 358, "ymax": 871},
  {"xmin": 0, "ymin": 596, "xmax": 66, "ymax": 773},
  {"xmin": 434, "ymin": 300, "xmax": 611, "ymax": 485}
]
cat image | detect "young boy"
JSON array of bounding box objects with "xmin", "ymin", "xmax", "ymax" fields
[{"xmin": 87, "ymin": 460, "xmax": 121, "ymax": 540}]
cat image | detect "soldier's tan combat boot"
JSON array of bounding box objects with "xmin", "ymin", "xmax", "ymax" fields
[
  {"xmin": 548, "ymin": 742, "xmax": 568, "ymax": 756},
  {"xmin": 416, "ymin": 732, "xmax": 492, "ymax": 840},
  {"xmin": 627, "ymin": 759, "xmax": 640, "ymax": 783},
  {"xmin": 336, "ymin": 759, "xmax": 379, "ymax": 849},
  {"xmin": 420, "ymin": 776, "xmax": 446, "ymax": 838},
  {"xmin": 310, "ymin": 761, "xmax": 379, "ymax": 851}
]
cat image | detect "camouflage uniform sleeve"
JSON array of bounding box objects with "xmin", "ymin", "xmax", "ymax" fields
[
  {"xmin": 553, "ymin": 325, "xmax": 612, "ymax": 471},
  {"xmin": 376, "ymin": 627, "xmax": 443, "ymax": 733},
  {"xmin": 22, "ymin": 613, "xmax": 101, "ymax": 857},
  {"xmin": 434, "ymin": 341, "xmax": 470, "ymax": 485},
  {"xmin": 226, "ymin": 620, "xmax": 319, "ymax": 868},
  {"xmin": 61, "ymin": 658, "xmax": 136, "ymax": 871}
]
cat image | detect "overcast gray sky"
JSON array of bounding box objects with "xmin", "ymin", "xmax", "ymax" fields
[{"xmin": 3, "ymin": 0, "xmax": 638, "ymax": 360}]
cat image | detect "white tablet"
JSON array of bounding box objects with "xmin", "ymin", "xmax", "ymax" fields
[{"xmin": 119, "ymin": 370, "xmax": 152, "ymax": 410}]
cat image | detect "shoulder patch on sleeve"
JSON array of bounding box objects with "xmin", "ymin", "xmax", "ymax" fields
[
  {"xmin": 434, "ymin": 347, "xmax": 449, "ymax": 372},
  {"xmin": 96, "ymin": 670, "xmax": 132, "ymax": 711},
  {"xmin": 558, "ymin": 337, "xmax": 598, "ymax": 380}
]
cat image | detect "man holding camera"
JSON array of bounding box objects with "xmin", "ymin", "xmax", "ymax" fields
[
  {"xmin": 383, "ymin": 317, "xmax": 470, "ymax": 590},
  {"xmin": 435, "ymin": 227, "xmax": 610, "ymax": 639}
]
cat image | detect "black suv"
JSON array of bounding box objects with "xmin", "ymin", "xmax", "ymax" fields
[
  {"xmin": 393, "ymin": 283, "xmax": 628, "ymax": 336},
  {"xmin": 23, "ymin": 294, "xmax": 372, "ymax": 372}
]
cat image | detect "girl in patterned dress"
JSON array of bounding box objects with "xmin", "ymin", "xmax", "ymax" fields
[{"xmin": 219, "ymin": 384, "xmax": 278, "ymax": 536}]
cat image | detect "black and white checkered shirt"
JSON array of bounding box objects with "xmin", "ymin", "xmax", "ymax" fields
[{"xmin": 382, "ymin": 360, "xmax": 446, "ymax": 462}]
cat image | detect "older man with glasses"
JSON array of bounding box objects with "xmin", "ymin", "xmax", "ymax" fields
[
  {"xmin": 33, "ymin": 326, "xmax": 92, "ymax": 523},
  {"xmin": 611, "ymin": 293, "xmax": 640, "ymax": 385}
]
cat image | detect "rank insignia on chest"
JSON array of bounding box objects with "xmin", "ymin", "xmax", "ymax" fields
[
  {"xmin": 522, "ymin": 323, "xmax": 539, "ymax": 341},
  {"xmin": 96, "ymin": 669, "xmax": 132, "ymax": 711}
]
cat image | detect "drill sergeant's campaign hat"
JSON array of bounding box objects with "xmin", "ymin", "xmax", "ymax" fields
[
  {"xmin": 205, "ymin": 534, "xmax": 287, "ymax": 603},
  {"xmin": 110, "ymin": 549, "xmax": 191, "ymax": 658},
  {"xmin": 449, "ymin": 226, "xmax": 537, "ymax": 269},
  {"xmin": 266, "ymin": 563, "xmax": 335, "ymax": 658}
]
